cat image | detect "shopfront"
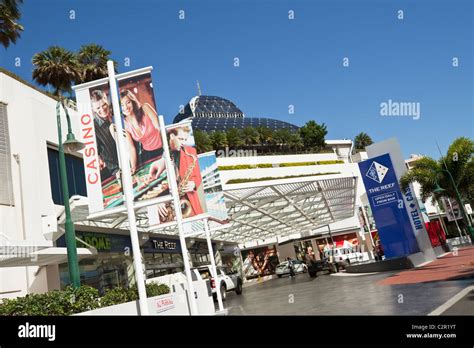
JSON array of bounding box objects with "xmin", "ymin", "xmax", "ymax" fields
[
  {"xmin": 56, "ymin": 231, "xmax": 133, "ymax": 295},
  {"xmin": 142, "ymin": 237, "xmax": 184, "ymax": 278}
]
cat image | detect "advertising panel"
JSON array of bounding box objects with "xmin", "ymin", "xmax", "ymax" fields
[
  {"xmin": 75, "ymin": 71, "xmax": 171, "ymax": 214},
  {"xmin": 197, "ymin": 151, "xmax": 229, "ymax": 223},
  {"xmin": 358, "ymin": 153, "xmax": 420, "ymax": 258},
  {"xmin": 241, "ymin": 246, "xmax": 279, "ymax": 280},
  {"xmin": 148, "ymin": 121, "xmax": 207, "ymax": 225}
]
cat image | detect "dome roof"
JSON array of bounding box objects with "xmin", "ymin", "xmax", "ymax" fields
[{"xmin": 173, "ymin": 95, "xmax": 298, "ymax": 132}]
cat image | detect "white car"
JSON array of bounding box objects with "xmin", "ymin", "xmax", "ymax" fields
[
  {"xmin": 324, "ymin": 247, "xmax": 364, "ymax": 264},
  {"xmin": 275, "ymin": 259, "xmax": 308, "ymax": 277},
  {"xmin": 195, "ymin": 266, "xmax": 243, "ymax": 301}
]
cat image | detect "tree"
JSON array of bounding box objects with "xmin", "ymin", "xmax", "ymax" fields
[
  {"xmin": 193, "ymin": 129, "xmax": 212, "ymax": 154},
  {"xmin": 242, "ymin": 127, "xmax": 260, "ymax": 146},
  {"xmin": 287, "ymin": 132, "xmax": 303, "ymax": 151},
  {"xmin": 273, "ymin": 128, "xmax": 291, "ymax": 148},
  {"xmin": 0, "ymin": 0, "xmax": 23, "ymax": 48},
  {"xmin": 256, "ymin": 126, "xmax": 273, "ymax": 147},
  {"xmin": 354, "ymin": 132, "xmax": 373, "ymax": 150},
  {"xmin": 209, "ymin": 131, "xmax": 228, "ymax": 150},
  {"xmin": 77, "ymin": 44, "xmax": 117, "ymax": 83},
  {"xmin": 400, "ymin": 137, "xmax": 474, "ymax": 208},
  {"xmin": 32, "ymin": 46, "xmax": 81, "ymax": 96},
  {"xmin": 299, "ymin": 120, "xmax": 327, "ymax": 151},
  {"xmin": 225, "ymin": 128, "xmax": 245, "ymax": 148}
]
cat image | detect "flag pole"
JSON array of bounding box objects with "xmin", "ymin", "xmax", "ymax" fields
[
  {"xmin": 107, "ymin": 61, "xmax": 149, "ymax": 315},
  {"xmin": 158, "ymin": 115, "xmax": 199, "ymax": 315}
]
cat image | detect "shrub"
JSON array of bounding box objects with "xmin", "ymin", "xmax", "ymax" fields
[
  {"xmin": 256, "ymin": 163, "xmax": 273, "ymax": 168},
  {"xmin": 218, "ymin": 164, "xmax": 254, "ymax": 170},
  {"xmin": 0, "ymin": 282, "xmax": 170, "ymax": 316}
]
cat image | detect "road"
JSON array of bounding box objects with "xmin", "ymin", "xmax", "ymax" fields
[{"xmin": 220, "ymin": 271, "xmax": 474, "ymax": 315}]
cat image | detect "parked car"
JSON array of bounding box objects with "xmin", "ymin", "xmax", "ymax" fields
[
  {"xmin": 324, "ymin": 247, "xmax": 364, "ymax": 265},
  {"xmin": 275, "ymin": 259, "xmax": 308, "ymax": 277},
  {"xmin": 195, "ymin": 266, "xmax": 243, "ymax": 301}
]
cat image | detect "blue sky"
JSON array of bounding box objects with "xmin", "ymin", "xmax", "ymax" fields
[{"xmin": 1, "ymin": 0, "xmax": 472, "ymax": 158}]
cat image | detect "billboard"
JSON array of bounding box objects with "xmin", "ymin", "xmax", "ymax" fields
[
  {"xmin": 358, "ymin": 153, "xmax": 420, "ymax": 258},
  {"xmin": 197, "ymin": 151, "xmax": 229, "ymax": 224},
  {"xmin": 148, "ymin": 121, "xmax": 207, "ymax": 225},
  {"xmin": 241, "ymin": 246, "xmax": 279, "ymax": 280},
  {"xmin": 76, "ymin": 71, "xmax": 171, "ymax": 214}
]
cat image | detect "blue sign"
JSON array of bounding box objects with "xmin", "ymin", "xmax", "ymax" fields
[{"xmin": 358, "ymin": 153, "xmax": 419, "ymax": 258}]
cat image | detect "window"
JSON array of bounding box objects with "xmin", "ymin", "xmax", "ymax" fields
[
  {"xmin": 0, "ymin": 103, "xmax": 14, "ymax": 205},
  {"xmin": 47, "ymin": 147, "xmax": 87, "ymax": 205}
]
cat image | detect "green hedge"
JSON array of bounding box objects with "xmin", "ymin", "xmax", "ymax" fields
[
  {"xmin": 0, "ymin": 282, "xmax": 170, "ymax": 316},
  {"xmin": 219, "ymin": 160, "xmax": 344, "ymax": 171}
]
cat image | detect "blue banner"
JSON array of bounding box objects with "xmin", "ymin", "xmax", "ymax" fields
[{"xmin": 358, "ymin": 153, "xmax": 419, "ymax": 258}]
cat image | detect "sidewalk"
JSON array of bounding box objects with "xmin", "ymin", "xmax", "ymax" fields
[{"xmin": 378, "ymin": 246, "xmax": 474, "ymax": 285}]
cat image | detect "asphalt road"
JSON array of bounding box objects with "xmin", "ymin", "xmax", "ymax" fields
[{"xmin": 219, "ymin": 271, "xmax": 474, "ymax": 315}]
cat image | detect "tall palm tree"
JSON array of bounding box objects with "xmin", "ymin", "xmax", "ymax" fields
[
  {"xmin": 225, "ymin": 128, "xmax": 244, "ymax": 148},
  {"xmin": 400, "ymin": 137, "xmax": 474, "ymax": 207},
  {"xmin": 32, "ymin": 46, "xmax": 81, "ymax": 96},
  {"xmin": 256, "ymin": 126, "xmax": 273, "ymax": 147},
  {"xmin": 209, "ymin": 131, "xmax": 228, "ymax": 150},
  {"xmin": 77, "ymin": 44, "xmax": 117, "ymax": 83},
  {"xmin": 354, "ymin": 132, "xmax": 373, "ymax": 150},
  {"xmin": 0, "ymin": 0, "xmax": 24, "ymax": 48}
]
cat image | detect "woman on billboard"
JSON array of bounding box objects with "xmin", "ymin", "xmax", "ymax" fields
[{"xmin": 120, "ymin": 88, "xmax": 163, "ymax": 173}]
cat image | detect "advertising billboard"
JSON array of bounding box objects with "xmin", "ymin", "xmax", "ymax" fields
[
  {"xmin": 358, "ymin": 153, "xmax": 420, "ymax": 258},
  {"xmin": 148, "ymin": 121, "xmax": 207, "ymax": 225},
  {"xmin": 197, "ymin": 151, "xmax": 229, "ymax": 224},
  {"xmin": 75, "ymin": 71, "xmax": 172, "ymax": 214},
  {"xmin": 241, "ymin": 246, "xmax": 279, "ymax": 280}
]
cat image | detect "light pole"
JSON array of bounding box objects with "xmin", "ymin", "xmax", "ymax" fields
[
  {"xmin": 432, "ymin": 169, "xmax": 474, "ymax": 242},
  {"xmin": 56, "ymin": 99, "xmax": 84, "ymax": 288}
]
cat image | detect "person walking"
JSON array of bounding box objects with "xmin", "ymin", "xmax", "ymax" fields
[{"xmin": 287, "ymin": 257, "xmax": 296, "ymax": 278}]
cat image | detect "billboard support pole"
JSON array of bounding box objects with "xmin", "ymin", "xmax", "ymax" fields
[
  {"xmin": 107, "ymin": 61, "xmax": 149, "ymax": 315},
  {"xmin": 204, "ymin": 218, "xmax": 224, "ymax": 313},
  {"xmin": 158, "ymin": 115, "xmax": 199, "ymax": 315}
]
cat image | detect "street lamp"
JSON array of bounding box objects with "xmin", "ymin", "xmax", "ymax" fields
[
  {"xmin": 56, "ymin": 100, "xmax": 84, "ymax": 288},
  {"xmin": 432, "ymin": 169, "xmax": 474, "ymax": 241}
]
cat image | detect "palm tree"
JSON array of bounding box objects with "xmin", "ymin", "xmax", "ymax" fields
[
  {"xmin": 256, "ymin": 126, "xmax": 273, "ymax": 147},
  {"xmin": 193, "ymin": 129, "xmax": 213, "ymax": 154},
  {"xmin": 77, "ymin": 44, "xmax": 117, "ymax": 83},
  {"xmin": 0, "ymin": 0, "xmax": 24, "ymax": 48},
  {"xmin": 287, "ymin": 132, "xmax": 303, "ymax": 152},
  {"xmin": 354, "ymin": 132, "xmax": 373, "ymax": 150},
  {"xmin": 400, "ymin": 137, "xmax": 474, "ymax": 208},
  {"xmin": 32, "ymin": 46, "xmax": 81, "ymax": 96},
  {"xmin": 242, "ymin": 127, "xmax": 259, "ymax": 146},
  {"xmin": 299, "ymin": 120, "xmax": 327, "ymax": 151},
  {"xmin": 209, "ymin": 131, "xmax": 228, "ymax": 150},
  {"xmin": 225, "ymin": 128, "xmax": 244, "ymax": 149},
  {"xmin": 273, "ymin": 128, "xmax": 291, "ymax": 149}
]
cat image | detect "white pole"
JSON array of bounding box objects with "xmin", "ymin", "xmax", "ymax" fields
[
  {"xmin": 158, "ymin": 115, "xmax": 199, "ymax": 315},
  {"xmin": 204, "ymin": 218, "xmax": 224, "ymax": 312},
  {"xmin": 107, "ymin": 61, "xmax": 149, "ymax": 315}
]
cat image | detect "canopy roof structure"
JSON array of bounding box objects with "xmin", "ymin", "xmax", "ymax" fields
[
  {"xmin": 52, "ymin": 174, "xmax": 358, "ymax": 244},
  {"xmin": 214, "ymin": 174, "xmax": 358, "ymax": 243}
]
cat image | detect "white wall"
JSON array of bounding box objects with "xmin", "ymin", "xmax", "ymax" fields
[{"xmin": 0, "ymin": 72, "xmax": 79, "ymax": 298}]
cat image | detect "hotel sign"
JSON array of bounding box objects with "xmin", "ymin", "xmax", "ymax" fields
[{"xmin": 358, "ymin": 153, "xmax": 420, "ymax": 258}]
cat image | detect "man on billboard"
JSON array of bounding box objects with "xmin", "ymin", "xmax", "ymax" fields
[
  {"xmin": 169, "ymin": 125, "xmax": 204, "ymax": 218},
  {"xmin": 90, "ymin": 89, "xmax": 120, "ymax": 182}
]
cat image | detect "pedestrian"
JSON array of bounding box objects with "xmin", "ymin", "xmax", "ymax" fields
[{"xmin": 287, "ymin": 257, "xmax": 295, "ymax": 278}]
